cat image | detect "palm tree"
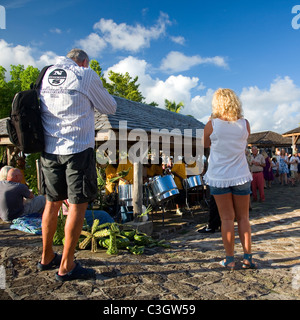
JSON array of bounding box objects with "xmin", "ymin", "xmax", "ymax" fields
[{"xmin": 164, "ymin": 99, "xmax": 184, "ymax": 113}]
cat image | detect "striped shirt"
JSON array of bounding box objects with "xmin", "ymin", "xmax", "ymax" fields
[{"xmin": 39, "ymin": 57, "xmax": 117, "ymax": 155}]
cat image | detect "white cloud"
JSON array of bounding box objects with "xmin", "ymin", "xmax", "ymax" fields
[
  {"xmin": 50, "ymin": 28, "xmax": 62, "ymax": 34},
  {"xmin": 105, "ymin": 56, "xmax": 199, "ymax": 108},
  {"xmin": 240, "ymin": 76, "xmax": 300, "ymax": 133},
  {"xmin": 2, "ymin": 36, "xmax": 299, "ymax": 135},
  {"xmin": 75, "ymin": 33, "xmax": 107, "ymax": 57},
  {"xmin": 105, "ymin": 55, "xmax": 300, "ymax": 134},
  {"xmin": 36, "ymin": 51, "xmax": 59, "ymax": 67},
  {"xmin": 77, "ymin": 12, "xmax": 171, "ymax": 56},
  {"xmin": 170, "ymin": 36, "xmax": 185, "ymax": 45},
  {"xmin": 0, "ymin": 39, "xmax": 58, "ymax": 76},
  {"xmin": 160, "ymin": 51, "xmax": 228, "ymax": 73}
]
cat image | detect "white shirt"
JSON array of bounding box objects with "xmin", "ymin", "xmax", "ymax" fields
[
  {"xmin": 290, "ymin": 156, "xmax": 299, "ymax": 171},
  {"xmin": 204, "ymin": 118, "xmax": 252, "ymax": 187},
  {"xmin": 39, "ymin": 57, "xmax": 117, "ymax": 155}
]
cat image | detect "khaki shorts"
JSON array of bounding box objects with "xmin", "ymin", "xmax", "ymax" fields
[
  {"xmin": 291, "ymin": 170, "xmax": 298, "ymax": 179},
  {"xmin": 40, "ymin": 148, "xmax": 98, "ymax": 204}
]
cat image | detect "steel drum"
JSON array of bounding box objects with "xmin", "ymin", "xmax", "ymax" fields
[
  {"xmin": 118, "ymin": 184, "xmax": 133, "ymax": 206},
  {"xmin": 184, "ymin": 175, "xmax": 202, "ymax": 189},
  {"xmin": 147, "ymin": 175, "xmax": 179, "ymax": 203}
]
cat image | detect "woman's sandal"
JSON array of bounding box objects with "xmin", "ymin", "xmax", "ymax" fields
[
  {"xmin": 242, "ymin": 253, "xmax": 257, "ymax": 269},
  {"xmin": 219, "ymin": 256, "xmax": 235, "ymax": 270}
]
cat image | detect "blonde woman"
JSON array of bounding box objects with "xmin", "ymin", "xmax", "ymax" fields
[{"xmin": 203, "ymin": 88, "xmax": 256, "ymax": 269}]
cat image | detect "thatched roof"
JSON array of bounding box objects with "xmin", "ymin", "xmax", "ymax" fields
[
  {"xmin": 248, "ymin": 131, "xmax": 292, "ymax": 147},
  {"xmin": 0, "ymin": 117, "xmax": 8, "ymax": 137},
  {"xmin": 0, "ymin": 95, "xmax": 205, "ymax": 146},
  {"xmin": 282, "ymin": 127, "xmax": 300, "ymax": 136},
  {"xmin": 95, "ymin": 96, "xmax": 204, "ymax": 133}
]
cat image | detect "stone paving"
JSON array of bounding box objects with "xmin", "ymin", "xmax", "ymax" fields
[{"xmin": 0, "ymin": 182, "xmax": 300, "ymax": 301}]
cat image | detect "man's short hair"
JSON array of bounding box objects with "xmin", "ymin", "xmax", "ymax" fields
[{"xmin": 67, "ymin": 48, "xmax": 89, "ymax": 65}]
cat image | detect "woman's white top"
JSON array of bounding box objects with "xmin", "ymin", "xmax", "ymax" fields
[{"xmin": 204, "ymin": 118, "xmax": 252, "ymax": 188}]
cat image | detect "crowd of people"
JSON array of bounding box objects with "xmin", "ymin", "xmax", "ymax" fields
[{"xmin": 246, "ymin": 146, "xmax": 300, "ymax": 203}]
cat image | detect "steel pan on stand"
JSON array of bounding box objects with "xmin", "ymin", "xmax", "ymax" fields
[
  {"xmin": 118, "ymin": 184, "xmax": 134, "ymax": 223},
  {"xmin": 148, "ymin": 175, "xmax": 179, "ymax": 203},
  {"xmin": 145, "ymin": 175, "xmax": 179, "ymax": 226},
  {"xmin": 118, "ymin": 184, "xmax": 133, "ymax": 206},
  {"xmin": 183, "ymin": 175, "xmax": 204, "ymax": 214},
  {"xmin": 184, "ymin": 175, "xmax": 202, "ymax": 190}
]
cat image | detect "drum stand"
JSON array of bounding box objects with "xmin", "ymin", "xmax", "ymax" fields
[
  {"xmin": 184, "ymin": 186, "xmax": 195, "ymax": 219},
  {"xmin": 147, "ymin": 200, "xmax": 168, "ymax": 227}
]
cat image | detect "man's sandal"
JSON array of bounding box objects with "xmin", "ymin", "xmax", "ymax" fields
[
  {"xmin": 37, "ymin": 253, "xmax": 62, "ymax": 271},
  {"xmin": 219, "ymin": 256, "xmax": 235, "ymax": 270},
  {"xmin": 242, "ymin": 253, "xmax": 257, "ymax": 269},
  {"xmin": 55, "ymin": 262, "xmax": 96, "ymax": 282}
]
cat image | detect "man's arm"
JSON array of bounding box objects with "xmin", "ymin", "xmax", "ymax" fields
[{"xmin": 89, "ymin": 72, "xmax": 117, "ymax": 114}]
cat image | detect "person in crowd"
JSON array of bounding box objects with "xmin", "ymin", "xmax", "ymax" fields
[
  {"xmin": 203, "ymin": 88, "xmax": 256, "ymax": 270},
  {"xmin": 250, "ymin": 146, "xmax": 266, "ymax": 202},
  {"xmin": 297, "ymin": 152, "xmax": 300, "ymax": 183},
  {"xmin": 245, "ymin": 148, "xmax": 253, "ymax": 210},
  {"xmin": 0, "ymin": 168, "xmax": 45, "ymax": 222},
  {"xmin": 271, "ymin": 157, "xmax": 279, "ymax": 184},
  {"xmin": 38, "ymin": 49, "xmax": 117, "ymax": 281},
  {"xmin": 262, "ymin": 150, "xmax": 273, "ymax": 189},
  {"xmin": 278, "ymin": 148, "xmax": 289, "ymax": 186},
  {"xmin": 0, "ymin": 165, "xmax": 14, "ymax": 181},
  {"xmin": 289, "ymin": 150, "xmax": 299, "ymax": 187}
]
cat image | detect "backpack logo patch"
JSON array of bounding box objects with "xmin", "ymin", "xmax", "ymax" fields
[{"xmin": 48, "ymin": 69, "xmax": 67, "ymax": 86}]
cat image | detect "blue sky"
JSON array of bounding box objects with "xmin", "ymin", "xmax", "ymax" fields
[{"xmin": 0, "ymin": 0, "xmax": 300, "ymax": 133}]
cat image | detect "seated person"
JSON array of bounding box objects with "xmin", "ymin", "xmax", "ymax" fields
[
  {"xmin": 117, "ymin": 158, "xmax": 133, "ymax": 185},
  {"xmin": 105, "ymin": 163, "xmax": 118, "ymax": 194},
  {"xmin": 143, "ymin": 159, "xmax": 161, "ymax": 181},
  {"xmin": 0, "ymin": 168, "xmax": 45, "ymax": 222},
  {"xmin": 0, "ymin": 165, "xmax": 14, "ymax": 181}
]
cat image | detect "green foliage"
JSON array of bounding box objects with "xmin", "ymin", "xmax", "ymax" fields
[
  {"xmin": 53, "ymin": 208, "xmax": 67, "ymax": 245},
  {"xmin": 164, "ymin": 99, "xmax": 184, "ymax": 113},
  {"xmin": 105, "ymin": 70, "xmax": 145, "ymax": 103},
  {"xmin": 24, "ymin": 153, "xmax": 41, "ymax": 195},
  {"xmin": 0, "ymin": 64, "xmax": 40, "ymax": 119}
]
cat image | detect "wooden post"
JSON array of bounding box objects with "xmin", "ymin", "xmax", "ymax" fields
[{"xmin": 133, "ymin": 161, "xmax": 143, "ymax": 220}]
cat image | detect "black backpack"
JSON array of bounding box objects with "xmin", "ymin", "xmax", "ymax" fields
[{"xmin": 6, "ymin": 65, "xmax": 51, "ymax": 154}]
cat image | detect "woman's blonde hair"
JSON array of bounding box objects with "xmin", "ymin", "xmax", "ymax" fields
[{"xmin": 211, "ymin": 88, "xmax": 243, "ymax": 121}]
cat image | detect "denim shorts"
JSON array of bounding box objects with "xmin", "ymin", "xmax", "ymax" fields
[{"xmin": 209, "ymin": 181, "xmax": 251, "ymax": 196}]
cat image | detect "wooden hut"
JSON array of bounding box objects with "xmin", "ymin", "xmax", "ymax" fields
[
  {"xmin": 0, "ymin": 96, "xmax": 205, "ymax": 217},
  {"xmin": 247, "ymin": 130, "xmax": 292, "ymax": 153},
  {"xmin": 282, "ymin": 127, "xmax": 300, "ymax": 151}
]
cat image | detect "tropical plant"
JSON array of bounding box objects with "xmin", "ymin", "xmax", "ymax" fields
[{"xmin": 164, "ymin": 99, "xmax": 184, "ymax": 113}]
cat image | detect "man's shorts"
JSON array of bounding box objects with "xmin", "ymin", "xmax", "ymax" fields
[
  {"xmin": 40, "ymin": 148, "xmax": 98, "ymax": 204},
  {"xmin": 209, "ymin": 181, "xmax": 251, "ymax": 196},
  {"xmin": 291, "ymin": 170, "xmax": 298, "ymax": 179}
]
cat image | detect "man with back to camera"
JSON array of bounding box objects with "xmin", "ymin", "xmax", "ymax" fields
[{"xmin": 37, "ymin": 49, "xmax": 117, "ymax": 281}]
